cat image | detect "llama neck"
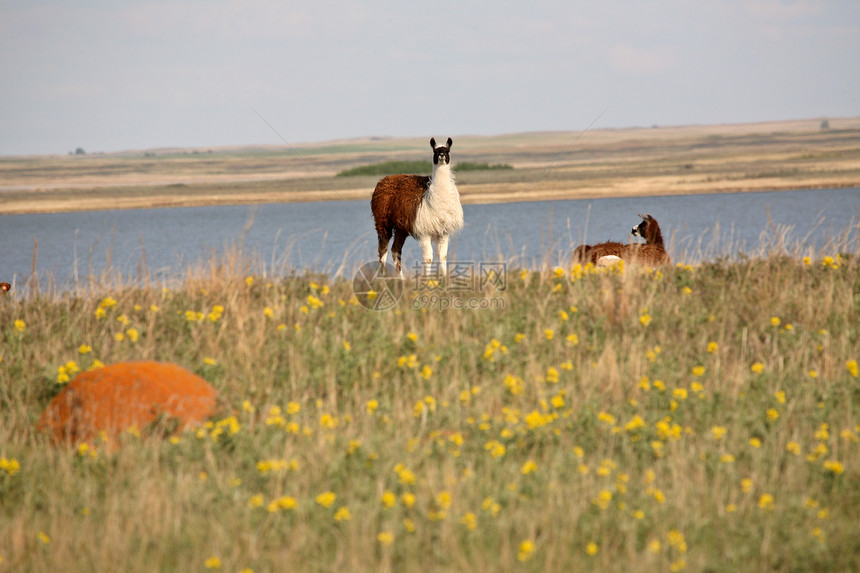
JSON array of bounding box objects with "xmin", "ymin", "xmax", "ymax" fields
[
  {"xmin": 648, "ymin": 225, "xmax": 664, "ymax": 246},
  {"xmin": 412, "ymin": 161, "xmax": 464, "ymax": 238},
  {"xmin": 429, "ymin": 163, "xmax": 456, "ymax": 197}
]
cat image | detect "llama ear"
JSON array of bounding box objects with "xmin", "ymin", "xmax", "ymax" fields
[
  {"xmin": 446, "ymin": 137, "xmax": 453, "ymax": 149},
  {"xmin": 430, "ymin": 138, "xmax": 436, "ymax": 150}
]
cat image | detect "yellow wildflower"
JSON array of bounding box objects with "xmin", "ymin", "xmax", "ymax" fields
[
  {"xmin": 0, "ymin": 457, "xmax": 21, "ymax": 476},
  {"xmin": 381, "ymin": 491, "xmax": 397, "ymax": 508},
  {"xmin": 625, "ymin": 415, "xmax": 646, "ymax": 432},
  {"xmin": 401, "ymin": 492, "xmax": 416, "ymax": 508},
  {"xmin": 315, "ymin": 491, "xmax": 336, "ymax": 508},
  {"xmin": 667, "ymin": 530, "xmax": 687, "ymax": 553},
  {"xmin": 378, "ymin": 531, "xmax": 394, "ymax": 545},
  {"xmin": 758, "ymin": 493, "xmax": 775, "ymax": 510},
  {"xmin": 593, "ymin": 489, "xmax": 613, "ymax": 509},
  {"xmin": 396, "ymin": 466, "xmax": 416, "ymax": 485},
  {"xmin": 460, "ymin": 511, "xmax": 477, "ymax": 531},
  {"xmin": 435, "ymin": 491, "xmax": 452, "ymax": 510},
  {"xmin": 823, "ymin": 460, "xmax": 844, "ymax": 475},
  {"xmin": 517, "ymin": 540, "xmax": 536, "ymax": 562}
]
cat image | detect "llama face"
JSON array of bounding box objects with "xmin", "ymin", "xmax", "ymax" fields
[
  {"xmin": 631, "ymin": 214, "xmax": 652, "ymax": 238},
  {"xmin": 430, "ymin": 137, "xmax": 452, "ymax": 166}
]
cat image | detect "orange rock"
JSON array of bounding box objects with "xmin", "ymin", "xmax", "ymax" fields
[{"xmin": 38, "ymin": 361, "xmax": 218, "ymax": 445}]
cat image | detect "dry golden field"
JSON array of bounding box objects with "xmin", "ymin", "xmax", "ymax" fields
[{"xmin": 1, "ymin": 117, "xmax": 859, "ymax": 214}]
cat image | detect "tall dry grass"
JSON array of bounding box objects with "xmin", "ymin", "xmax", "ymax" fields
[{"xmin": 1, "ymin": 234, "xmax": 858, "ymax": 572}]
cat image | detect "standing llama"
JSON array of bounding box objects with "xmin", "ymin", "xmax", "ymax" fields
[
  {"xmin": 371, "ymin": 137, "xmax": 464, "ymax": 276},
  {"xmin": 572, "ymin": 213, "xmax": 671, "ymax": 266}
]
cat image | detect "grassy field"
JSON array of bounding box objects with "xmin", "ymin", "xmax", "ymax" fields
[
  {"xmin": 1, "ymin": 117, "xmax": 860, "ymax": 214},
  {"xmin": 1, "ymin": 235, "xmax": 859, "ymax": 571}
]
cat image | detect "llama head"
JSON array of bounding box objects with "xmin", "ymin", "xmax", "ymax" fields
[
  {"xmin": 430, "ymin": 137, "xmax": 453, "ymax": 166},
  {"xmin": 631, "ymin": 213, "xmax": 654, "ymax": 239},
  {"xmin": 0, "ymin": 282, "xmax": 10, "ymax": 293}
]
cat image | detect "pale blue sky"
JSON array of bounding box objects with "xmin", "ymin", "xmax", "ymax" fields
[{"xmin": 2, "ymin": 0, "xmax": 858, "ymax": 156}]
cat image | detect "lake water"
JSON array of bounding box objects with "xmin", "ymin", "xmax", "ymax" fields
[{"xmin": 1, "ymin": 187, "xmax": 858, "ymax": 291}]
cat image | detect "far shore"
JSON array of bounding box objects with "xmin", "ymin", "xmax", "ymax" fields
[
  {"xmin": 1, "ymin": 181, "xmax": 856, "ymax": 216},
  {"xmin": 2, "ymin": 117, "xmax": 859, "ymax": 215}
]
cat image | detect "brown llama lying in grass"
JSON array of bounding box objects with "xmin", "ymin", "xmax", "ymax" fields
[{"xmin": 572, "ymin": 213, "xmax": 672, "ymax": 267}]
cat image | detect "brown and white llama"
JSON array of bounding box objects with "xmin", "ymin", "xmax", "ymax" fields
[
  {"xmin": 371, "ymin": 137, "xmax": 464, "ymax": 276},
  {"xmin": 572, "ymin": 213, "xmax": 671, "ymax": 267},
  {"xmin": 0, "ymin": 283, "xmax": 10, "ymax": 293}
]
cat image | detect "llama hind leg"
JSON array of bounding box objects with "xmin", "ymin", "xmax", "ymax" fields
[
  {"xmin": 435, "ymin": 235, "xmax": 450, "ymax": 276},
  {"xmin": 377, "ymin": 228, "xmax": 392, "ymax": 270},
  {"xmin": 391, "ymin": 230, "xmax": 409, "ymax": 278}
]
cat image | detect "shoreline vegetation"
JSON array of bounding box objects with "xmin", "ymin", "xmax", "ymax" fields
[{"xmin": 1, "ymin": 117, "xmax": 859, "ymax": 215}]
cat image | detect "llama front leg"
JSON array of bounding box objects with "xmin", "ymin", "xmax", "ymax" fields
[
  {"xmin": 435, "ymin": 235, "xmax": 450, "ymax": 276},
  {"xmin": 418, "ymin": 236, "xmax": 434, "ymax": 276}
]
